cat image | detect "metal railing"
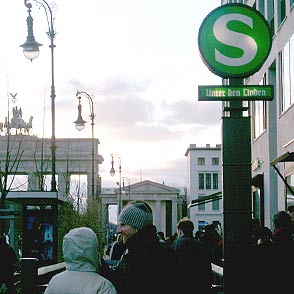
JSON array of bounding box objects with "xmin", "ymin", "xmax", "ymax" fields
[
  {"xmin": 211, "ymin": 263, "xmax": 224, "ymax": 294},
  {"xmin": 13, "ymin": 259, "xmax": 223, "ymax": 294},
  {"xmin": 14, "ymin": 258, "xmax": 65, "ymax": 294}
]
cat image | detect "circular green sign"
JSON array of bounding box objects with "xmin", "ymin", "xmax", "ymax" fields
[{"xmin": 198, "ymin": 4, "xmax": 272, "ymax": 78}]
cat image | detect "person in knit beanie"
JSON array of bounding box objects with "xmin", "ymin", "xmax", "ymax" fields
[
  {"xmin": 116, "ymin": 201, "xmax": 153, "ymax": 245},
  {"xmin": 109, "ymin": 201, "xmax": 180, "ymax": 294}
]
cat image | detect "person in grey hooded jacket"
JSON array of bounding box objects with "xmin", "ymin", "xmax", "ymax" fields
[{"xmin": 44, "ymin": 227, "xmax": 117, "ymax": 294}]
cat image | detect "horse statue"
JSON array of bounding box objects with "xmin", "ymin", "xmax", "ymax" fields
[
  {"xmin": 10, "ymin": 106, "xmax": 26, "ymax": 134},
  {"xmin": 25, "ymin": 116, "xmax": 33, "ymax": 135},
  {"xmin": 6, "ymin": 107, "xmax": 33, "ymax": 135}
]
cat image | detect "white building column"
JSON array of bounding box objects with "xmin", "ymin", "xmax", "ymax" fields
[
  {"xmin": 58, "ymin": 173, "xmax": 69, "ymax": 195},
  {"xmin": 155, "ymin": 200, "xmax": 161, "ymax": 231},
  {"xmin": 27, "ymin": 173, "xmax": 39, "ymax": 191},
  {"xmin": 171, "ymin": 200, "xmax": 178, "ymax": 235}
]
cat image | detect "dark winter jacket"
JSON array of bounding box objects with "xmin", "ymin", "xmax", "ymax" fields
[
  {"xmin": 111, "ymin": 225, "xmax": 180, "ymax": 294},
  {"xmin": 0, "ymin": 237, "xmax": 18, "ymax": 291},
  {"xmin": 251, "ymin": 225, "xmax": 294, "ymax": 294},
  {"xmin": 172, "ymin": 234, "xmax": 213, "ymax": 294},
  {"xmin": 110, "ymin": 240, "xmax": 126, "ymax": 261}
]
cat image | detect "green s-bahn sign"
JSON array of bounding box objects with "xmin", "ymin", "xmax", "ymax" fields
[
  {"xmin": 198, "ymin": 4, "xmax": 272, "ymax": 78},
  {"xmin": 198, "ymin": 85, "xmax": 274, "ymax": 101}
]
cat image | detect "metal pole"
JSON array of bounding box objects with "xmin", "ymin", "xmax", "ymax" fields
[
  {"xmin": 110, "ymin": 155, "xmax": 122, "ymax": 216},
  {"xmin": 123, "ymin": 177, "xmax": 131, "ymax": 201},
  {"xmin": 222, "ymin": 78, "xmax": 252, "ymax": 294},
  {"xmin": 49, "ymin": 10, "xmax": 57, "ymax": 192},
  {"xmin": 42, "ymin": 0, "xmax": 57, "ymax": 192},
  {"xmin": 76, "ymin": 91, "xmax": 95, "ymax": 200},
  {"xmin": 91, "ymin": 112, "xmax": 95, "ymax": 200},
  {"xmin": 118, "ymin": 158, "xmax": 122, "ymax": 214},
  {"xmin": 273, "ymin": 164, "xmax": 294, "ymax": 196}
]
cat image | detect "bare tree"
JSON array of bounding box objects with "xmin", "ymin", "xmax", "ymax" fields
[{"xmin": 0, "ymin": 134, "xmax": 25, "ymax": 208}]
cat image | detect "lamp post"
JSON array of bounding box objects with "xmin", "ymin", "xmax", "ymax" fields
[
  {"xmin": 110, "ymin": 154, "xmax": 122, "ymax": 215},
  {"xmin": 74, "ymin": 90, "xmax": 96, "ymax": 201},
  {"xmin": 21, "ymin": 0, "xmax": 57, "ymax": 192},
  {"xmin": 123, "ymin": 177, "xmax": 131, "ymax": 202}
]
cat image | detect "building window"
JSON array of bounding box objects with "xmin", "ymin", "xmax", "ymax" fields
[
  {"xmin": 199, "ymin": 173, "xmax": 204, "ymax": 190},
  {"xmin": 280, "ymin": 36, "xmax": 294, "ymax": 114},
  {"xmin": 198, "ymin": 196, "xmax": 205, "ymax": 211},
  {"xmin": 198, "ymin": 221, "xmax": 207, "ymax": 232},
  {"xmin": 198, "ymin": 157, "xmax": 205, "ymax": 165},
  {"xmin": 212, "ymin": 199, "xmax": 220, "ymax": 211},
  {"xmin": 199, "ymin": 173, "xmax": 219, "ymax": 190},
  {"xmin": 206, "ymin": 174, "xmax": 211, "ymax": 189},
  {"xmin": 212, "ymin": 157, "xmax": 219, "ymax": 165},
  {"xmin": 258, "ymin": 0, "xmax": 265, "ymax": 16},
  {"xmin": 253, "ymin": 100, "xmax": 267, "ymax": 138},
  {"xmin": 278, "ymin": 0, "xmax": 286, "ymax": 26},
  {"xmin": 267, "ymin": 0, "xmax": 275, "ymax": 36},
  {"xmin": 253, "ymin": 75, "xmax": 267, "ymax": 139},
  {"xmin": 286, "ymin": 175, "xmax": 294, "ymax": 208},
  {"xmin": 253, "ymin": 189, "xmax": 261, "ymax": 220},
  {"xmin": 213, "ymin": 173, "xmax": 219, "ymax": 190}
]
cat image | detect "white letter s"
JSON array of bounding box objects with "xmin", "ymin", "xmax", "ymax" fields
[{"xmin": 213, "ymin": 14, "xmax": 257, "ymax": 66}]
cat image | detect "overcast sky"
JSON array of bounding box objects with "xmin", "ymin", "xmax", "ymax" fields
[{"xmin": 1, "ymin": 0, "xmax": 221, "ymax": 190}]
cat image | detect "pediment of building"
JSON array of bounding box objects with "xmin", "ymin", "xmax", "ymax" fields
[{"xmin": 128, "ymin": 180, "xmax": 179, "ymax": 194}]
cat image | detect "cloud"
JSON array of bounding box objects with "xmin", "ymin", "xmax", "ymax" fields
[
  {"xmin": 66, "ymin": 75, "xmax": 150, "ymax": 98},
  {"xmin": 61, "ymin": 76, "xmax": 154, "ymax": 128},
  {"xmin": 101, "ymin": 157, "xmax": 187, "ymax": 188},
  {"xmin": 56, "ymin": 75, "xmax": 222, "ymax": 145},
  {"xmin": 102, "ymin": 123, "xmax": 182, "ymax": 142},
  {"xmin": 99, "ymin": 76, "xmax": 150, "ymax": 97},
  {"xmin": 96, "ymin": 96, "xmax": 154, "ymax": 128},
  {"xmin": 160, "ymin": 100, "xmax": 222, "ymax": 126}
]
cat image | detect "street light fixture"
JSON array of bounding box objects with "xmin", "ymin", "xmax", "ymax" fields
[
  {"xmin": 110, "ymin": 154, "xmax": 122, "ymax": 215},
  {"xmin": 74, "ymin": 90, "xmax": 96, "ymax": 201},
  {"xmin": 21, "ymin": 0, "xmax": 57, "ymax": 192}
]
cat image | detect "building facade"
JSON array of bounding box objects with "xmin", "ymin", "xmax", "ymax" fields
[
  {"xmin": 0, "ymin": 135, "xmax": 103, "ymax": 200},
  {"xmin": 237, "ymin": 0, "xmax": 294, "ymax": 228},
  {"xmin": 219, "ymin": 0, "xmax": 294, "ymax": 229},
  {"xmin": 100, "ymin": 180, "xmax": 185, "ymax": 238},
  {"xmin": 185, "ymin": 144, "xmax": 222, "ymax": 232}
]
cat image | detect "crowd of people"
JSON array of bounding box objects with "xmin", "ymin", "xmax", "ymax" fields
[
  {"xmin": 250, "ymin": 207, "xmax": 294, "ymax": 293},
  {"xmin": 45, "ymin": 200, "xmax": 217, "ymax": 294},
  {"xmin": 2, "ymin": 201, "xmax": 294, "ymax": 293},
  {"xmin": 43, "ymin": 202, "xmax": 294, "ymax": 293}
]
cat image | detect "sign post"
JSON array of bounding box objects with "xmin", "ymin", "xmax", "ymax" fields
[{"xmin": 198, "ymin": 4, "xmax": 272, "ymax": 293}]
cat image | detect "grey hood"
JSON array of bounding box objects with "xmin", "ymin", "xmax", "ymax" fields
[{"xmin": 63, "ymin": 227, "xmax": 99, "ymax": 272}]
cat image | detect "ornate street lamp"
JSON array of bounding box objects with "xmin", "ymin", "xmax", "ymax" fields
[
  {"xmin": 74, "ymin": 90, "xmax": 96, "ymax": 201},
  {"xmin": 110, "ymin": 154, "xmax": 122, "ymax": 215},
  {"xmin": 20, "ymin": 1, "xmax": 42, "ymax": 61},
  {"xmin": 21, "ymin": 0, "xmax": 57, "ymax": 192}
]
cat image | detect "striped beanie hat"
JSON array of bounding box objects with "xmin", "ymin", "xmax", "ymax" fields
[{"xmin": 118, "ymin": 202, "xmax": 153, "ymax": 230}]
